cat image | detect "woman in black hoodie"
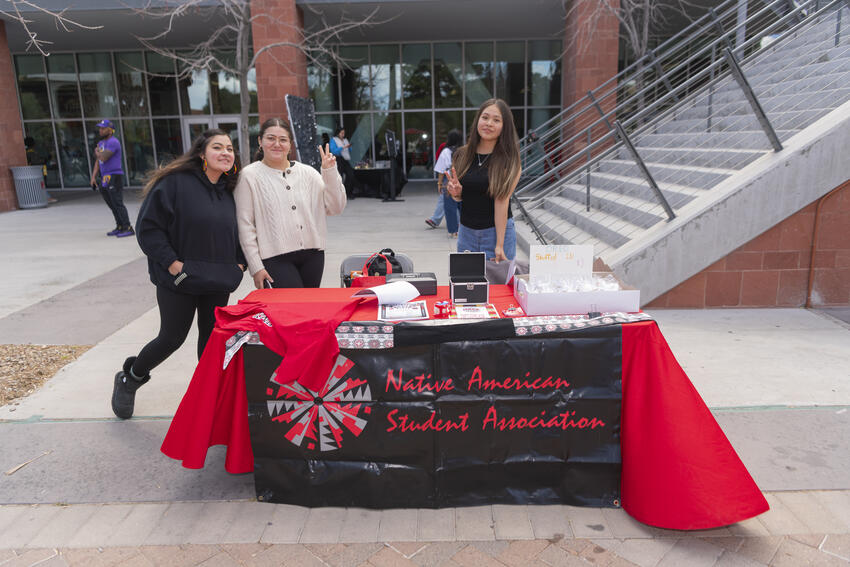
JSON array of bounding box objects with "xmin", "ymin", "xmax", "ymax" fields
[{"xmin": 111, "ymin": 129, "xmax": 245, "ymax": 419}]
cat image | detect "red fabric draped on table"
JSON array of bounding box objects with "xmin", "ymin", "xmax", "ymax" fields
[{"xmin": 161, "ymin": 285, "xmax": 768, "ymax": 529}]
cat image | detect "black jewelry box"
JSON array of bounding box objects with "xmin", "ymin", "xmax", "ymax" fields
[
  {"xmin": 449, "ymin": 252, "xmax": 489, "ymax": 304},
  {"xmin": 386, "ymin": 272, "xmax": 438, "ymax": 295}
]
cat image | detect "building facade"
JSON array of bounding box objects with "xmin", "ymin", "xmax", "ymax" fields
[{"xmin": 0, "ymin": 0, "xmax": 619, "ymax": 209}]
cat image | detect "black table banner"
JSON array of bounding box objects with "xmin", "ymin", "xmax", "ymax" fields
[{"xmin": 243, "ymin": 324, "xmax": 623, "ymax": 508}]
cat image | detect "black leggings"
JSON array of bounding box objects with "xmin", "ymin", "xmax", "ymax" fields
[
  {"xmin": 132, "ymin": 286, "xmax": 229, "ymax": 376},
  {"xmin": 263, "ymin": 249, "xmax": 324, "ymax": 288}
]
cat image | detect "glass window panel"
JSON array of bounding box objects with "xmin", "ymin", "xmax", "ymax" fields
[
  {"xmin": 341, "ymin": 113, "xmax": 373, "ymax": 165},
  {"xmin": 115, "ymin": 52, "xmax": 148, "ymax": 117},
  {"xmin": 247, "ymin": 67, "xmax": 258, "ymax": 113},
  {"xmin": 495, "ymin": 42, "xmax": 525, "ymax": 107},
  {"xmin": 56, "ymin": 121, "xmax": 91, "ymax": 187},
  {"xmin": 152, "ymin": 118, "xmax": 182, "ymax": 165},
  {"xmin": 339, "ymin": 46, "xmax": 370, "ymax": 111},
  {"xmin": 315, "ymin": 114, "xmax": 337, "ymax": 149},
  {"xmin": 404, "ymin": 112, "xmax": 433, "ymax": 179},
  {"xmin": 179, "ymin": 66, "xmax": 211, "ymax": 114},
  {"xmin": 15, "ymin": 55, "xmax": 51, "ymax": 119},
  {"xmin": 210, "ymin": 51, "xmax": 241, "ymax": 115},
  {"xmin": 402, "ymin": 44, "xmax": 431, "ymax": 110},
  {"xmin": 528, "ymin": 40, "xmax": 562, "ymax": 107},
  {"xmin": 528, "ymin": 107, "xmax": 560, "ymax": 131},
  {"xmin": 465, "ymin": 42, "xmax": 493, "ymax": 107},
  {"xmin": 146, "ymin": 53, "xmax": 179, "ymax": 116},
  {"xmin": 24, "ymin": 122, "xmax": 60, "ymax": 188},
  {"xmin": 370, "ymin": 44, "xmax": 401, "ymax": 111},
  {"xmin": 77, "ymin": 53, "xmax": 118, "ymax": 118},
  {"xmin": 248, "ymin": 116, "xmax": 260, "ymax": 163},
  {"xmin": 434, "ymin": 43, "xmax": 462, "ymax": 108},
  {"xmin": 308, "ymin": 55, "xmax": 339, "ymax": 113},
  {"xmin": 122, "ymin": 119, "xmax": 154, "ymax": 186},
  {"xmin": 372, "ymin": 112, "xmax": 401, "ymax": 164},
  {"xmin": 434, "ymin": 111, "xmax": 463, "ymax": 162},
  {"xmin": 47, "ymin": 54, "xmax": 81, "ymax": 118}
]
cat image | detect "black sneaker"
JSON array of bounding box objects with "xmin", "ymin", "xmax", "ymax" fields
[
  {"xmin": 111, "ymin": 356, "xmax": 150, "ymax": 419},
  {"xmin": 115, "ymin": 226, "xmax": 135, "ymax": 238}
]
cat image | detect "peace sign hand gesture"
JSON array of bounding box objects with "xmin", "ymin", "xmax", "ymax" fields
[
  {"xmin": 445, "ymin": 167, "xmax": 462, "ymax": 201},
  {"xmin": 319, "ymin": 144, "xmax": 336, "ymax": 169}
]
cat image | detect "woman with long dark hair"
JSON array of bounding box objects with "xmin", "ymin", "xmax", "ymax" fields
[
  {"xmin": 446, "ymin": 98, "xmax": 522, "ymax": 262},
  {"xmin": 235, "ymin": 118, "xmax": 346, "ymax": 289},
  {"xmin": 111, "ymin": 129, "xmax": 245, "ymax": 419}
]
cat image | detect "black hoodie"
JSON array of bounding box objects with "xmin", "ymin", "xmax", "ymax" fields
[{"xmin": 136, "ymin": 168, "xmax": 246, "ymax": 294}]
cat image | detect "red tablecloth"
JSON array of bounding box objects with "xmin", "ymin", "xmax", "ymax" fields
[{"xmin": 161, "ymin": 285, "xmax": 768, "ymax": 530}]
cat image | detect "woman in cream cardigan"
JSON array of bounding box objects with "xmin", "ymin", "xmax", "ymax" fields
[{"xmin": 235, "ymin": 118, "xmax": 346, "ymax": 288}]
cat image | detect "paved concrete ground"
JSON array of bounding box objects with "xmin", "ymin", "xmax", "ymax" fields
[{"xmin": 0, "ymin": 184, "xmax": 849, "ymax": 566}]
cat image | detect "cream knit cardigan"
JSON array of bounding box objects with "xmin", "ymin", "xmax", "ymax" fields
[{"xmin": 234, "ymin": 160, "xmax": 346, "ymax": 276}]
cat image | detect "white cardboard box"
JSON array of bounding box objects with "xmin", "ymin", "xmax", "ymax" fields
[{"xmin": 513, "ymin": 273, "xmax": 640, "ymax": 315}]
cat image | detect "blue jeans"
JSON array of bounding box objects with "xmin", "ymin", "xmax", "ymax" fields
[
  {"xmin": 444, "ymin": 193, "xmax": 461, "ymax": 234},
  {"xmin": 457, "ymin": 218, "xmax": 516, "ymax": 260},
  {"xmin": 428, "ymin": 191, "xmax": 445, "ymax": 225}
]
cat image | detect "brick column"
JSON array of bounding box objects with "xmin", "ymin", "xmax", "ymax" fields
[
  {"xmin": 562, "ymin": 0, "xmax": 621, "ymax": 110},
  {"xmin": 0, "ymin": 21, "xmax": 28, "ymax": 212},
  {"xmin": 559, "ymin": 1, "xmax": 620, "ymax": 170},
  {"xmin": 251, "ymin": 0, "xmax": 309, "ymax": 123}
]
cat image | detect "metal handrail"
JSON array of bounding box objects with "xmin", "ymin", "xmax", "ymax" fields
[
  {"xmin": 517, "ymin": 0, "xmax": 823, "ymax": 184},
  {"xmin": 514, "ymin": 0, "xmax": 846, "ymax": 245}
]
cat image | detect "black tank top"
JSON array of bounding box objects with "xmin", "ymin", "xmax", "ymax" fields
[{"xmin": 458, "ymin": 159, "xmax": 513, "ymax": 230}]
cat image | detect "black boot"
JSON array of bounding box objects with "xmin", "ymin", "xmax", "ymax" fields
[{"xmin": 111, "ymin": 356, "xmax": 150, "ymax": 419}]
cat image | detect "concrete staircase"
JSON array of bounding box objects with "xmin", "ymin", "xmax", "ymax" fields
[{"xmin": 516, "ymin": 3, "xmax": 850, "ymax": 303}]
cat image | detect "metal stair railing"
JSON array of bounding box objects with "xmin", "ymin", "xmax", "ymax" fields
[{"xmin": 515, "ymin": 0, "xmax": 849, "ymax": 248}]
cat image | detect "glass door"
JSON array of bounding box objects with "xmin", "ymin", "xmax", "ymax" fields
[{"xmin": 182, "ymin": 117, "xmax": 212, "ymax": 151}]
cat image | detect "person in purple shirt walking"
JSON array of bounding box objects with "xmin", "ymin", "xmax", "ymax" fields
[{"xmin": 89, "ymin": 119, "xmax": 134, "ymax": 237}]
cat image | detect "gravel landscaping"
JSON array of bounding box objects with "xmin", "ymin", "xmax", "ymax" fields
[{"xmin": 0, "ymin": 344, "xmax": 92, "ymax": 407}]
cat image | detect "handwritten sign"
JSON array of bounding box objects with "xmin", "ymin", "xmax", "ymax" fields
[{"xmin": 529, "ymin": 245, "xmax": 593, "ymax": 278}]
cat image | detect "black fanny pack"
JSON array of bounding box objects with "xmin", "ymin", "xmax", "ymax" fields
[{"xmin": 172, "ymin": 259, "xmax": 243, "ymax": 294}]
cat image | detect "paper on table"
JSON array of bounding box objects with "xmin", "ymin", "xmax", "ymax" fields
[{"xmin": 351, "ymin": 280, "xmax": 420, "ymax": 304}]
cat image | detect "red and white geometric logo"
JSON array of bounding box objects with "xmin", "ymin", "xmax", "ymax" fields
[{"xmin": 266, "ymin": 355, "xmax": 372, "ymax": 451}]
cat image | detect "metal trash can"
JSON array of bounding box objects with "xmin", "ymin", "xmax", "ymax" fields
[{"xmin": 11, "ymin": 165, "xmax": 49, "ymax": 209}]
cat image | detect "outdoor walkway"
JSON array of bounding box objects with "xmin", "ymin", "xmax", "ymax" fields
[{"xmin": 0, "ymin": 183, "xmax": 848, "ymax": 566}]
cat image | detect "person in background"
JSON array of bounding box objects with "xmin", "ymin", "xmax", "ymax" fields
[
  {"xmin": 111, "ymin": 129, "xmax": 245, "ymax": 419},
  {"xmin": 446, "ymin": 98, "xmax": 521, "ymax": 262},
  {"xmin": 329, "ymin": 126, "xmax": 360, "ymax": 199},
  {"xmin": 426, "ymin": 129, "xmax": 463, "ymax": 237},
  {"xmin": 235, "ymin": 118, "xmax": 346, "ymax": 289},
  {"xmin": 321, "ymin": 132, "xmax": 331, "ymax": 148},
  {"xmin": 89, "ymin": 119, "xmax": 134, "ymax": 237}
]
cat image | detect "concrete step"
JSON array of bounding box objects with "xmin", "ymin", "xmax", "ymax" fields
[
  {"xmin": 596, "ymin": 158, "xmax": 734, "ymax": 190},
  {"xmin": 542, "ymin": 195, "xmax": 640, "ymax": 249},
  {"xmin": 517, "ymin": 206, "xmax": 615, "ymax": 256},
  {"xmin": 575, "ymin": 170, "xmax": 703, "ymax": 210},
  {"xmin": 619, "ymin": 145, "xmax": 765, "ymax": 170},
  {"xmin": 744, "ymin": 43, "xmax": 850, "ymax": 76},
  {"xmin": 678, "ymin": 87, "xmax": 850, "ymax": 121},
  {"xmin": 655, "ymin": 107, "xmax": 835, "ymax": 134},
  {"xmin": 715, "ymin": 60, "xmax": 850, "ymax": 97},
  {"xmin": 557, "ymin": 184, "xmax": 667, "ymax": 228},
  {"xmin": 635, "ymin": 129, "xmax": 797, "ymax": 148}
]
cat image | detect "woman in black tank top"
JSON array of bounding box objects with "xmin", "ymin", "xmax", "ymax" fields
[{"xmin": 446, "ymin": 98, "xmax": 522, "ymax": 262}]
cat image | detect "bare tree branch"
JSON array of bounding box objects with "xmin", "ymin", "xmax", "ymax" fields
[
  {"xmin": 129, "ymin": 0, "xmax": 383, "ymax": 163},
  {"xmin": 1, "ymin": 0, "xmax": 102, "ymax": 56}
]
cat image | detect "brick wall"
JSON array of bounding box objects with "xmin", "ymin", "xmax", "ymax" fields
[
  {"xmin": 561, "ymin": 0, "xmax": 620, "ymax": 161},
  {"xmin": 250, "ymin": 0, "xmax": 308, "ymax": 124},
  {"xmin": 0, "ymin": 21, "xmax": 27, "ymax": 212},
  {"xmin": 646, "ymin": 180, "xmax": 850, "ymax": 308}
]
